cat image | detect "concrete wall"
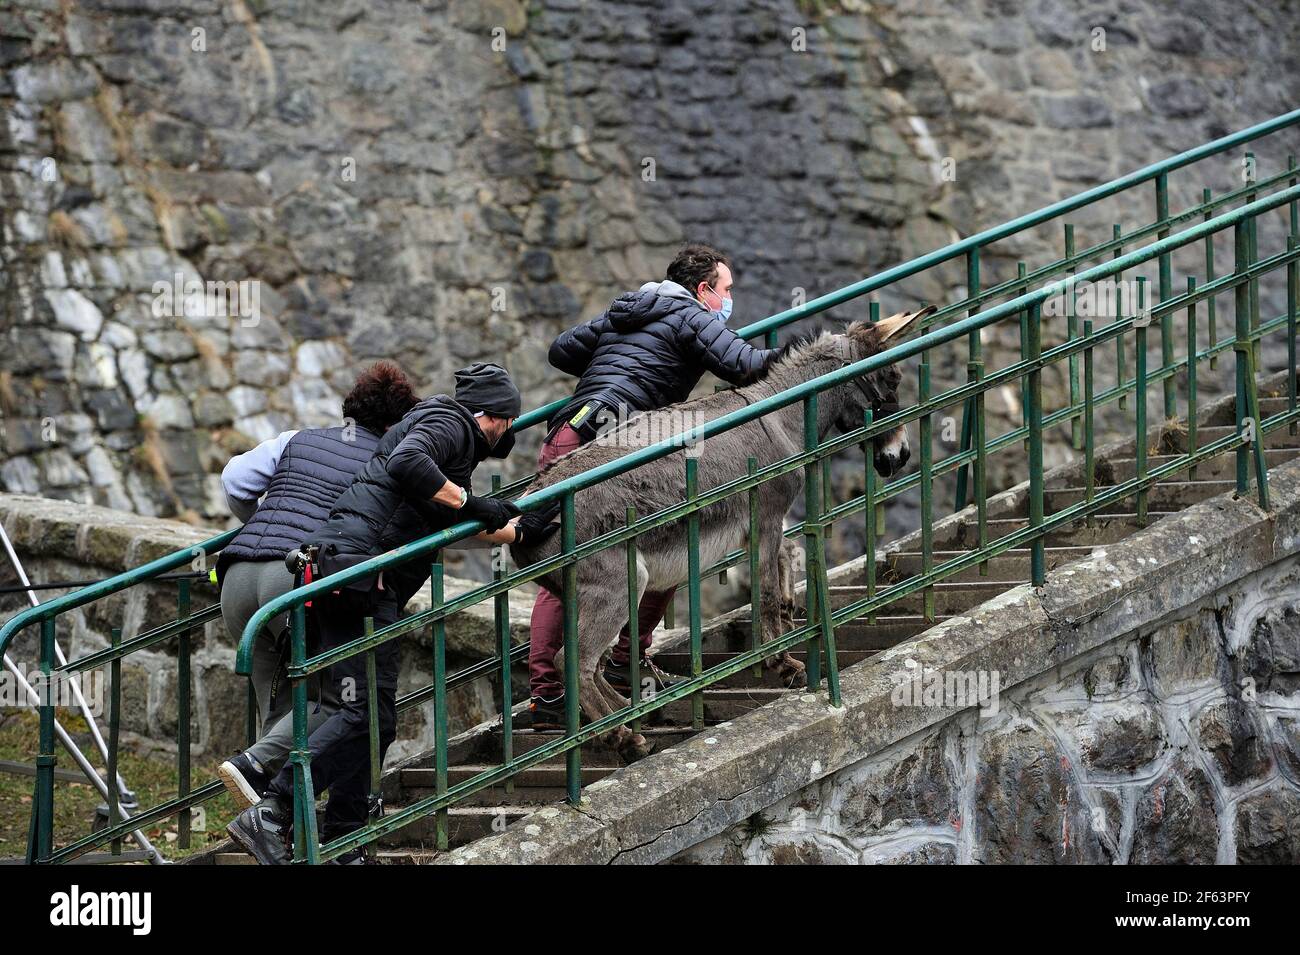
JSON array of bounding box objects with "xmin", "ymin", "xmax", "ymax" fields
[{"xmin": 0, "ymin": 492, "xmax": 529, "ymax": 763}]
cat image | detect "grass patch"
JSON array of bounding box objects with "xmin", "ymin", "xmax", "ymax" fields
[{"xmin": 0, "ymin": 710, "xmax": 240, "ymax": 863}]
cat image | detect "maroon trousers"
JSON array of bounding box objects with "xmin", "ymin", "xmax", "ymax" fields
[{"xmin": 527, "ymin": 424, "xmax": 676, "ymax": 700}]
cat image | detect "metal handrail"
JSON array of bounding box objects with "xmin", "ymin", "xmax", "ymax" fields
[
  {"xmin": 7, "ymin": 109, "xmax": 1296, "ymax": 661},
  {"xmin": 240, "ymin": 183, "xmax": 1300, "ymax": 668}
]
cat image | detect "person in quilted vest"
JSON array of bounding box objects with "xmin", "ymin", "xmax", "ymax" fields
[{"xmin": 215, "ymin": 361, "xmax": 418, "ymax": 809}]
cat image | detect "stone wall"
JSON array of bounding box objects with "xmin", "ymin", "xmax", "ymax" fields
[
  {"xmin": 3, "ymin": 0, "xmax": 1297, "ymax": 539},
  {"xmin": 671, "ymin": 558, "xmax": 1300, "ymax": 864},
  {"xmin": 0, "ymin": 492, "xmax": 529, "ymax": 763}
]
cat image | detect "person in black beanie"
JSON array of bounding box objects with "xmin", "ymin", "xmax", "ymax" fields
[{"xmin": 227, "ymin": 362, "xmax": 559, "ymax": 864}]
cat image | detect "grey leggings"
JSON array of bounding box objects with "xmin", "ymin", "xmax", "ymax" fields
[{"xmin": 219, "ymin": 559, "xmax": 339, "ymax": 774}]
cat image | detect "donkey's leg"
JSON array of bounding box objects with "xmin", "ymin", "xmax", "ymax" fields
[
  {"xmin": 568, "ymin": 556, "xmax": 653, "ymax": 763},
  {"xmin": 759, "ymin": 525, "xmax": 807, "ymax": 688}
]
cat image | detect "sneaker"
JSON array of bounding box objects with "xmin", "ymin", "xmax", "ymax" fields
[
  {"xmin": 328, "ymin": 847, "xmax": 368, "ymax": 865},
  {"xmin": 226, "ymin": 795, "xmax": 292, "ymax": 866},
  {"xmin": 604, "ymin": 656, "xmax": 682, "ymax": 693},
  {"xmin": 527, "ymin": 695, "xmax": 566, "ymax": 730},
  {"xmin": 217, "ymin": 752, "xmax": 271, "ymax": 809}
]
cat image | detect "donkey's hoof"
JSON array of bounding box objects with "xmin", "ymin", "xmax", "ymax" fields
[
  {"xmin": 617, "ymin": 733, "xmax": 655, "ymax": 764},
  {"xmin": 778, "ymin": 659, "xmax": 807, "ymax": 689}
]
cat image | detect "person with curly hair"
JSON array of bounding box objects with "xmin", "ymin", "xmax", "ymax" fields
[{"xmin": 214, "ymin": 361, "xmax": 419, "ymax": 811}]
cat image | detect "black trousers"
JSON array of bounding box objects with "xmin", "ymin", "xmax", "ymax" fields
[{"xmin": 267, "ymin": 587, "xmax": 400, "ymax": 841}]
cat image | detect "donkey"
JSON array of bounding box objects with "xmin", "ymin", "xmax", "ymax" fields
[{"xmin": 510, "ymin": 306, "xmax": 933, "ymax": 761}]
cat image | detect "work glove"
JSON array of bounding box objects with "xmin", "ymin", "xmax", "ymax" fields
[
  {"xmin": 513, "ymin": 500, "xmax": 562, "ymax": 546},
  {"xmin": 461, "ymin": 494, "xmax": 520, "ymax": 532}
]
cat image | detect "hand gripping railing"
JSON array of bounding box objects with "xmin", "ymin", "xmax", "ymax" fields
[
  {"xmin": 236, "ymin": 183, "xmax": 1299, "ymax": 862},
  {"xmin": 6, "ymin": 109, "xmax": 1297, "ymax": 862}
]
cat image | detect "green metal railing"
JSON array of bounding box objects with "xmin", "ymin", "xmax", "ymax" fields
[{"xmin": 3, "ymin": 110, "xmax": 1298, "ymax": 863}]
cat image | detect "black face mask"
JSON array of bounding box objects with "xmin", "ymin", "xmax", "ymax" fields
[{"xmin": 487, "ymin": 429, "xmax": 516, "ymax": 459}]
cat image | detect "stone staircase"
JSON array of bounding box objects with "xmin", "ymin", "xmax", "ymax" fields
[{"xmin": 204, "ymin": 386, "xmax": 1299, "ymax": 863}]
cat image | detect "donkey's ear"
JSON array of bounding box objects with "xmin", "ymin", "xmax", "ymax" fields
[{"xmin": 875, "ymin": 304, "xmax": 937, "ymax": 343}]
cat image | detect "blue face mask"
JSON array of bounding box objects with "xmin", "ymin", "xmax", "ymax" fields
[{"xmin": 706, "ymin": 284, "xmax": 733, "ymax": 322}]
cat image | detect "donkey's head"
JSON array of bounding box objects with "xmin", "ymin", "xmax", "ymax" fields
[{"xmin": 832, "ymin": 305, "xmax": 934, "ymax": 478}]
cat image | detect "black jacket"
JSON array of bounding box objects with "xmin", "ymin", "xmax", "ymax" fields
[
  {"xmin": 547, "ymin": 280, "xmax": 777, "ymax": 432},
  {"xmin": 218, "ymin": 425, "xmax": 380, "ymax": 578},
  {"xmin": 306, "ymin": 396, "xmax": 493, "ymax": 602}
]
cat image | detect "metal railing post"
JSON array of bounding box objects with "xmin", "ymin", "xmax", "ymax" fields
[
  {"xmin": 746, "ymin": 459, "xmax": 763, "ymax": 678},
  {"xmin": 1026, "ymin": 303, "xmax": 1046, "ymax": 586},
  {"xmin": 919, "ymin": 356, "xmax": 935, "ymax": 620},
  {"xmin": 801, "ymin": 397, "xmax": 821, "ymax": 689},
  {"xmin": 861, "ymin": 412, "xmax": 877, "ymax": 624},
  {"xmin": 1083, "ymin": 318, "xmax": 1096, "ymax": 519},
  {"xmin": 625, "ymin": 507, "xmax": 642, "ymax": 733},
  {"xmin": 364, "ymin": 621, "xmax": 381, "ymax": 860},
  {"xmin": 561, "ymin": 492, "xmax": 581, "ymax": 804},
  {"xmin": 431, "ymin": 561, "xmax": 449, "ymax": 848},
  {"xmin": 176, "ymin": 577, "xmax": 192, "ymax": 849},
  {"xmin": 1135, "ymin": 276, "xmax": 1150, "ymax": 525},
  {"xmin": 1065, "ymin": 223, "xmax": 1083, "ymax": 448},
  {"xmin": 1156, "ymin": 172, "xmax": 1176, "ymax": 418},
  {"xmin": 492, "ymin": 474, "xmax": 513, "ymax": 792},
  {"xmin": 686, "ymin": 456, "xmax": 704, "ymax": 729},
  {"xmin": 288, "ymin": 599, "xmax": 319, "ymax": 864},
  {"xmin": 1187, "ymin": 277, "xmax": 1199, "ymax": 480},
  {"xmin": 955, "ymin": 247, "xmax": 981, "ymax": 508}
]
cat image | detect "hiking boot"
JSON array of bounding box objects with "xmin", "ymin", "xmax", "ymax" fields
[
  {"xmin": 227, "ymin": 795, "xmax": 292, "ymax": 866},
  {"xmin": 604, "ymin": 655, "xmax": 682, "ymax": 693},
  {"xmin": 217, "ymin": 752, "xmax": 271, "ymax": 809},
  {"xmin": 527, "ymin": 695, "xmax": 566, "ymax": 730}
]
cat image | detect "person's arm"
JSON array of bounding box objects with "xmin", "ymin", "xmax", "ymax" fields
[
  {"xmin": 386, "ymin": 417, "xmax": 458, "ymax": 503},
  {"xmin": 386, "ymin": 416, "xmax": 519, "ymax": 530},
  {"xmin": 548, "ymin": 314, "xmax": 609, "ymax": 377},
  {"xmin": 220, "ymin": 430, "xmax": 298, "ymax": 521},
  {"xmin": 678, "ymin": 309, "xmax": 778, "ymax": 385}
]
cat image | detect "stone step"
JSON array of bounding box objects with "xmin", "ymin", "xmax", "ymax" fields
[
  {"xmin": 828, "ymin": 580, "xmax": 1018, "ymax": 615},
  {"xmin": 1046, "ymin": 480, "xmax": 1232, "ymax": 514},
  {"xmin": 704, "ymin": 614, "xmax": 935, "ymax": 654},
  {"xmin": 879, "ymin": 546, "xmax": 1094, "ymax": 584},
  {"xmin": 1199, "ymin": 394, "xmax": 1294, "ymax": 427},
  {"xmin": 652, "ymin": 648, "xmax": 878, "ymax": 687},
  {"xmin": 480, "ymin": 724, "xmax": 705, "ymax": 764},
  {"xmin": 1171, "ymin": 425, "xmax": 1300, "ymax": 453},
  {"xmin": 402, "ymin": 764, "xmax": 620, "ymax": 805},
  {"xmin": 1104, "ymin": 447, "xmax": 1298, "ymax": 482},
  {"xmin": 944, "ymin": 513, "xmax": 1176, "ymax": 550},
  {"xmin": 379, "ymin": 806, "xmax": 531, "ymax": 849}
]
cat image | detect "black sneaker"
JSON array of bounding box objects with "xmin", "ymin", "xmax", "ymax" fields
[
  {"xmin": 527, "ymin": 695, "xmax": 566, "ymax": 730},
  {"xmin": 218, "ymin": 752, "xmax": 271, "ymax": 809},
  {"xmin": 328, "ymin": 847, "xmax": 368, "ymax": 865},
  {"xmin": 604, "ymin": 656, "xmax": 682, "ymax": 693},
  {"xmin": 227, "ymin": 795, "xmax": 292, "ymax": 866}
]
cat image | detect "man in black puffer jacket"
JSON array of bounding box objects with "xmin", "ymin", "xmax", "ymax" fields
[
  {"xmin": 527, "ymin": 243, "xmax": 779, "ymax": 728},
  {"xmin": 215, "ymin": 362, "xmax": 418, "ymax": 809},
  {"xmin": 228, "ymin": 362, "xmax": 560, "ymax": 864}
]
